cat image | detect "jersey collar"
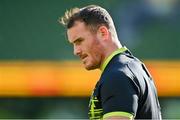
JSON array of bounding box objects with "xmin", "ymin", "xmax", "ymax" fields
[{"xmin": 100, "ymin": 46, "xmax": 128, "ymax": 72}]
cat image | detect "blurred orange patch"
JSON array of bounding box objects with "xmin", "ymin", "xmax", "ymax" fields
[{"xmin": 0, "ymin": 60, "xmax": 179, "ymax": 97}]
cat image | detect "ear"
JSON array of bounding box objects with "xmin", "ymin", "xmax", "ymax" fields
[{"xmin": 97, "ymin": 26, "xmax": 109, "ymax": 40}]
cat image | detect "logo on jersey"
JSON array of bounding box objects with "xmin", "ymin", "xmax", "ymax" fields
[{"xmin": 88, "ymin": 95, "xmax": 103, "ymax": 119}]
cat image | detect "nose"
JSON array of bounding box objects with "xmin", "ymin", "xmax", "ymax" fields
[{"xmin": 73, "ymin": 45, "xmax": 81, "ymax": 56}]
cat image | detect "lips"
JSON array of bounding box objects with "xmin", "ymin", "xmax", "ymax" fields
[{"xmin": 80, "ymin": 54, "xmax": 88, "ymax": 61}]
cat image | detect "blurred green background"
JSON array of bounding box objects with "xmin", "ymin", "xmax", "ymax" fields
[{"xmin": 0, "ymin": 0, "xmax": 180, "ymax": 118}]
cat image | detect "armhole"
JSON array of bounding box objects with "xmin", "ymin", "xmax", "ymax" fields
[{"xmin": 103, "ymin": 111, "xmax": 134, "ymax": 119}]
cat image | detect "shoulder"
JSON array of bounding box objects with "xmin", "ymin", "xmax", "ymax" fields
[
  {"xmin": 99, "ymin": 54, "xmax": 141, "ymax": 97},
  {"xmin": 100, "ymin": 55, "xmax": 136, "ymax": 87},
  {"xmin": 100, "ymin": 64, "xmax": 140, "ymax": 97}
]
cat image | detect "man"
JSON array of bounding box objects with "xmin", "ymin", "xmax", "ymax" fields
[{"xmin": 59, "ymin": 5, "xmax": 162, "ymax": 119}]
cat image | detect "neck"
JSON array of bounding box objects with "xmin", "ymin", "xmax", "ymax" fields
[
  {"xmin": 100, "ymin": 41, "xmax": 122, "ymax": 70},
  {"xmin": 104, "ymin": 38, "xmax": 122, "ymax": 59}
]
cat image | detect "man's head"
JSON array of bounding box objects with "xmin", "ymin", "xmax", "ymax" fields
[{"xmin": 59, "ymin": 5, "xmax": 121, "ymax": 70}]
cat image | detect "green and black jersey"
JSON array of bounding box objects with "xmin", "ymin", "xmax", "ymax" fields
[{"xmin": 88, "ymin": 47, "xmax": 162, "ymax": 119}]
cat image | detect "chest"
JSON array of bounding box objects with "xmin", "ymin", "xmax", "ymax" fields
[{"xmin": 88, "ymin": 82, "xmax": 103, "ymax": 119}]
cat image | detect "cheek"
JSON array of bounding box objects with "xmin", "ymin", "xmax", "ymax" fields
[
  {"xmin": 89, "ymin": 44, "xmax": 102, "ymax": 60},
  {"xmin": 84, "ymin": 37, "xmax": 102, "ymax": 58}
]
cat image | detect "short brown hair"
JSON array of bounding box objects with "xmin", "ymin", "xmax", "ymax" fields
[{"xmin": 59, "ymin": 5, "xmax": 113, "ymax": 33}]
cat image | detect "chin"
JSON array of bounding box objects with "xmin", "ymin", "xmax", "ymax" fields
[
  {"xmin": 84, "ymin": 64, "xmax": 99, "ymax": 70},
  {"xmin": 85, "ymin": 67, "xmax": 95, "ymax": 70}
]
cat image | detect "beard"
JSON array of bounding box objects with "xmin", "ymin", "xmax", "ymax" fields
[{"xmin": 83, "ymin": 53, "xmax": 102, "ymax": 70}]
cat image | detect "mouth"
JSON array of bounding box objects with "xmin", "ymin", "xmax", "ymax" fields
[{"xmin": 80, "ymin": 54, "xmax": 88, "ymax": 62}]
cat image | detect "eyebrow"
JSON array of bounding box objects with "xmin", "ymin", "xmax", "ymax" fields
[{"xmin": 71, "ymin": 37, "xmax": 83, "ymax": 44}]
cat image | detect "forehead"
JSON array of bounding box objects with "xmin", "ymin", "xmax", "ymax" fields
[{"xmin": 67, "ymin": 21, "xmax": 90, "ymax": 43}]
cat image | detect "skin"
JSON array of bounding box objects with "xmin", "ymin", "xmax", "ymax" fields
[
  {"xmin": 67, "ymin": 21, "xmax": 120, "ymax": 70},
  {"xmin": 67, "ymin": 21, "xmax": 131, "ymax": 120}
]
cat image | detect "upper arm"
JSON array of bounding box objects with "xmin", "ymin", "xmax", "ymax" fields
[{"xmin": 101, "ymin": 71, "xmax": 139, "ymax": 119}]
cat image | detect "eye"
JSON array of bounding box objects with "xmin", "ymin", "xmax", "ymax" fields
[{"xmin": 75, "ymin": 38, "xmax": 84, "ymax": 45}]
